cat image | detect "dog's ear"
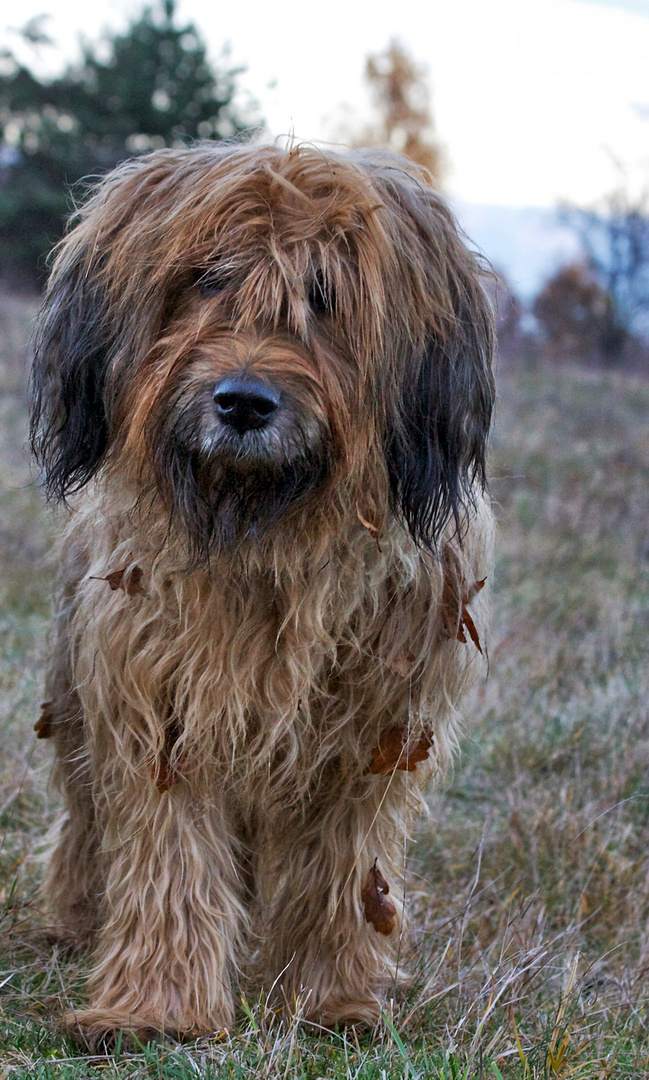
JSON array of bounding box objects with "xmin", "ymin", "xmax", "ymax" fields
[
  {"xmin": 379, "ymin": 173, "xmax": 495, "ymax": 549},
  {"xmin": 30, "ymin": 240, "xmax": 114, "ymax": 500},
  {"xmin": 385, "ymin": 294, "xmax": 495, "ymax": 549}
]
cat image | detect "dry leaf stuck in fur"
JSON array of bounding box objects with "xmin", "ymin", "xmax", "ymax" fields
[
  {"xmin": 441, "ymin": 546, "xmax": 485, "ymax": 655},
  {"xmin": 34, "ymin": 701, "xmax": 55, "ymax": 739},
  {"xmin": 149, "ymin": 751, "xmax": 178, "ymax": 794},
  {"xmin": 369, "ymin": 726, "xmax": 404, "ymax": 774},
  {"xmin": 456, "ymin": 598, "xmax": 483, "ymax": 653},
  {"xmin": 368, "ymin": 725, "xmax": 434, "ymax": 774},
  {"xmin": 403, "ymin": 729, "xmax": 434, "ymax": 769},
  {"xmin": 91, "ymin": 566, "xmax": 145, "ymax": 596},
  {"xmin": 361, "ymin": 860, "xmax": 397, "ymax": 935}
]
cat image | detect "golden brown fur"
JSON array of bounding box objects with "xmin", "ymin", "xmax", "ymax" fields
[{"xmin": 31, "ymin": 143, "xmax": 495, "ymax": 1047}]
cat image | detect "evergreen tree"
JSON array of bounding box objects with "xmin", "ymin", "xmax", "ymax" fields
[{"xmin": 0, "ymin": 1, "xmax": 259, "ymax": 285}]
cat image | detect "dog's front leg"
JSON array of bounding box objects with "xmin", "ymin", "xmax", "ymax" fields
[
  {"xmin": 65, "ymin": 773, "xmax": 248, "ymax": 1049},
  {"xmin": 39, "ymin": 552, "xmax": 104, "ymax": 948},
  {"xmin": 259, "ymin": 770, "xmax": 411, "ymax": 1027},
  {"xmin": 40, "ymin": 689, "xmax": 103, "ymax": 948}
]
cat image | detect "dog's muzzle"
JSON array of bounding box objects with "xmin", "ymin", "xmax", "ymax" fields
[{"xmin": 213, "ymin": 373, "xmax": 280, "ymax": 435}]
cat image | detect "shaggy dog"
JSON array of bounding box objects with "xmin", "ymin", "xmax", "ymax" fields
[{"xmin": 30, "ymin": 143, "xmax": 495, "ymax": 1047}]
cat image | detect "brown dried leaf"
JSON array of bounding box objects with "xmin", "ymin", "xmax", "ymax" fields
[
  {"xmin": 387, "ymin": 651, "xmax": 416, "ymax": 678},
  {"xmin": 149, "ymin": 752, "xmax": 178, "ymax": 794},
  {"xmin": 368, "ymin": 725, "xmax": 434, "ymax": 774},
  {"xmin": 440, "ymin": 545, "xmax": 485, "ymax": 654},
  {"xmin": 34, "ymin": 701, "xmax": 55, "ymax": 739},
  {"xmin": 460, "ymin": 602, "xmax": 483, "ymax": 655},
  {"xmin": 369, "ymin": 726, "xmax": 406, "ymax": 774},
  {"xmin": 403, "ymin": 729, "xmax": 435, "ymax": 769},
  {"xmin": 466, "ymin": 577, "xmax": 486, "ymax": 604},
  {"xmin": 361, "ymin": 860, "xmax": 396, "ymax": 935},
  {"xmin": 91, "ymin": 566, "xmax": 145, "ymax": 596}
]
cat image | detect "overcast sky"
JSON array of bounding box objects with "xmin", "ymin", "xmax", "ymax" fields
[{"xmin": 2, "ymin": 0, "xmax": 649, "ymax": 209}]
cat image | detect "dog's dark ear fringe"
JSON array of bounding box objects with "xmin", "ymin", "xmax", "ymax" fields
[
  {"xmin": 30, "ymin": 251, "xmax": 112, "ymax": 500},
  {"xmin": 365, "ymin": 165, "xmax": 496, "ymax": 552},
  {"xmin": 386, "ymin": 303, "xmax": 495, "ymax": 552}
]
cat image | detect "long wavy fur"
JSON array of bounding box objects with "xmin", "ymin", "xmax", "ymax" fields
[{"xmin": 31, "ymin": 143, "xmax": 495, "ymax": 1047}]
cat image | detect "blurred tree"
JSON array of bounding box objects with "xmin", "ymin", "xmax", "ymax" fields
[
  {"xmin": 0, "ymin": 0, "xmax": 259, "ymax": 286},
  {"xmin": 362, "ymin": 40, "xmax": 444, "ymax": 183},
  {"xmin": 532, "ymin": 262, "xmax": 640, "ymax": 366},
  {"xmin": 560, "ymin": 186, "xmax": 649, "ymax": 365}
]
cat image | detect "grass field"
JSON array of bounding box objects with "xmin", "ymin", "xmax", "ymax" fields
[{"xmin": 0, "ymin": 289, "xmax": 648, "ymax": 1078}]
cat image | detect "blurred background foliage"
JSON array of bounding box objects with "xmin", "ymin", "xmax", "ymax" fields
[
  {"xmin": 361, "ymin": 40, "xmax": 445, "ymax": 182},
  {"xmin": 0, "ymin": 0, "xmax": 258, "ymax": 286},
  {"xmin": 1, "ymin": 8, "xmax": 648, "ymax": 373}
]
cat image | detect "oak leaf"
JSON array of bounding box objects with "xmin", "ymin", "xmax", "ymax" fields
[
  {"xmin": 34, "ymin": 701, "xmax": 55, "ymax": 739},
  {"xmin": 91, "ymin": 566, "xmax": 145, "ymax": 596},
  {"xmin": 403, "ymin": 729, "xmax": 434, "ymax": 769},
  {"xmin": 368, "ymin": 725, "xmax": 434, "ymax": 774},
  {"xmin": 361, "ymin": 860, "xmax": 396, "ymax": 935}
]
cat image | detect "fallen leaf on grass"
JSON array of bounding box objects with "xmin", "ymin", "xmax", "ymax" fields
[
  {"xmin": 361, "ymin": 860, "xmax": 396, "ymax": 935},
  {"xmin": 368, "ymin": 725, "xmax": 434, "ymax": 774},
  {"xmin": 34, "ymin": 701, "xmax": 55, "ymax": 739},
  {"xmin": 90, "ymin": 566, "xmax": 145, "ymax": 596}
]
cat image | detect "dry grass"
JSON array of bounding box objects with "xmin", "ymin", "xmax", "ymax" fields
[{"xmin": 0, "ymin": 291, "xmax": 648, "ymax": 1077}]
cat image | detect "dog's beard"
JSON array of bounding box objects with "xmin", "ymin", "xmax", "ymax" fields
[{"xmin": 149, "ymin": 404, "xmax": 332, "ymax": 562}]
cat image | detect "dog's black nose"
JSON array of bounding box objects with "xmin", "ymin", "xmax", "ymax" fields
[{"xmin": 213, "ymin": 374, "xmax": 280, "ymax": 434}]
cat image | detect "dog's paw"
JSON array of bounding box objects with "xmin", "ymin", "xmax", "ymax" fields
[
  {"xmin": 42, "ymin": 922, "xmax": 96, "ymax": 956},
  {"xmin": 61, "ymin": 1008, "xmax": 182, "ymax": 1051},
  {"xmin": 306, "ymin": 995, "xmax": 382, "ymax": 1029}
]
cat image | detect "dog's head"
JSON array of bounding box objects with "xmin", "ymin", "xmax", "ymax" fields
[{"xmin": 31, "ymin": 144, "xmax": 494, "ymax": 559}]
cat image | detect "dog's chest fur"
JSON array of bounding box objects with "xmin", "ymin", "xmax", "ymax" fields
[{"xmin": 63, "ymin": 486, "xmax": 454, "ymax": 804}]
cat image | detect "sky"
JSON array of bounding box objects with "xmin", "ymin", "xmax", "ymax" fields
[
  {"xmin": 2, "ymin": 0, "xmax": 649, "ymax": 210},
  {"xmin": 2, "ymin": 0, "xmax": 649, "ymax": 293}
]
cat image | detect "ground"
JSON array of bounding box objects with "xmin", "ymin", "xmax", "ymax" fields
[{"xmin": 0, "ymin": 290, "xmax": 648, "ymax": 1078}]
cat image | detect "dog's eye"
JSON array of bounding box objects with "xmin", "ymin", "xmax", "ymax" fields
[
  {"xmin": 309, "ymin": 276, "xmax": 334, "ymax": 316},
  {"xmin": 196, "ymin": 271, "xmax": 229, "ymax": 298}
]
